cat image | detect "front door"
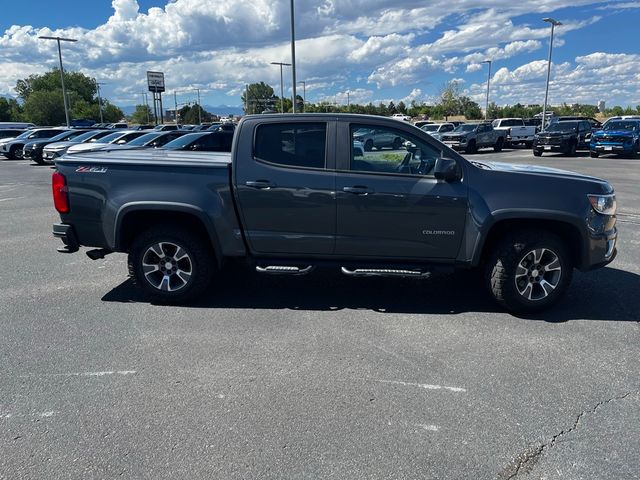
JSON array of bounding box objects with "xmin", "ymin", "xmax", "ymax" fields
[
  {"xmin": 234, "ymin": 120, "xmax": 336, "ymax": 255},
  {"xmin": 335, "ymin": 121, "xmax": 467, "ymax": 260}
]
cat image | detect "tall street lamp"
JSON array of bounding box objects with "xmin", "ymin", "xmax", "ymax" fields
[
  {"xmin": 95, "ymin": 80, "xmax": 106, "ymax": 124},
  {"xmin": 481, "ymin": 60, "xmax": 492, "ymax": 120},
  {"xmin": 298, "ymin": 81, "xmax": 306, "ymax": 112},
  {"xmin": 289, "ymin": 0, "xmax": 297, "ymax": 113},
  {"xmin": 541, "ymin": 17, "xmax": 562, "ymax": 130},
  {"xmin": 271, "ymin": 61, "xmax": 291, "ymax": 113},
  {"xmin": 38, "ymin": 36, "xmax": 77, "ymax": 127}
]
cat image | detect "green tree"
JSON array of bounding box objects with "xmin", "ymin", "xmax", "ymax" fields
[
  {"xmin": 22, "ymin": 90, "xmax": 66, "ymax": 125},
  {"xmin": 131, "ymin": 104, "xmax": 153, "ymax": 124},
  {"xmin": 397, "ymin": 101, "xmax": 407, "ymax": 114},
  {"xmin": 101, "ymin": 101, "xmax": 124, "ymax": 123},
  {"xmin": 0, "ymin": 97, "xmax": 22, "ymax": 121},
  {"xmin": 241, "ymin": 82, "xmax": 276, "ymax": 114},
  {"xmin": 438, "ymin": 80, "xmax": 462, "ymax": 120},
  {"xmin": 16, "ymin": 69, "xmax": 96, "ymax": 103}
]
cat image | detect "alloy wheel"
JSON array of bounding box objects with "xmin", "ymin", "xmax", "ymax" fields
[
  {"xmin": 141, "ymin": 242, "xmax": 193, "ymax": 292},
  {"xmin": 514, "ymin": 248, "xmax": 562, "ymax": 301}
]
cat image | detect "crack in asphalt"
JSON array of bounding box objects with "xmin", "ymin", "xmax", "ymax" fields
[{"xmin": 498, "ymin": 390, "xmax": 640, "ymax": 479}]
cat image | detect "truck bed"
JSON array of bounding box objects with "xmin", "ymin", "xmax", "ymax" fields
[{"xmin": 56, "ymin": 149, "xmax": 232, "ymax": 168}]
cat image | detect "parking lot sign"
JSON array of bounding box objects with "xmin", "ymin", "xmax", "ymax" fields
[{"xmin": 147, "ymin": 71, "xmax": 165, "ymax": 93}]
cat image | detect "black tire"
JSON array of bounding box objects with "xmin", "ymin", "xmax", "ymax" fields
[
  {"xmin": 493, "ymin": 137, "xmax": 504, "ymax": 152},
  {"xmin": 392, "ymin": 137, "xmax": 402, "ymax": 150},
  {"xmin": 465, "ymin": 140, "xmax": 477, "ymax": 154},
  {"xmin": 7, "ymin": 145, "xmax": 21, "ymax": 160},
  {"xmin": 32, "ymin": 156, "xmax": 45, "ymax": 165},
  {"xmin": 484, "ymin": 229, "xmax": 573, "ymax": 313},
  {"xmin": 525, "ymin": 141, "xmax": 533, "ymax": 148},
  {"xmin": 364, "ymin": 140, "xmax": 373, "ymax": 152},
  {"xmin": 590, "ymin": 151, "xmax": 599, "ymax": 158},
  {"xmin": 128, "ymin": 225, "xmax": 215, "ymax": 303},
  {"xmin": 630, "ymin": 143, "xmax": 639, "ymax": 159},
  {"xmin": 533, "ymin": 150, "xmax": 542, "ymax": 157},
  {"xmin": 565, "ymin": 141, "xmax": 576, "ymax": 156}
]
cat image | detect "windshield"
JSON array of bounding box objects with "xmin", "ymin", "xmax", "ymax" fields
[
  {"xmin": 95, "ymin": 132, "xmax": 125, "ymax": 143},
  {"xmin": 71, "ymin": 130, "xmax": 104, "ymax": 142},
  {"xmin": 603, "ymin": 121, "xmax": 640, "ymax": 132},
  {"xmin": 546, "ymin": 122, "xmax": 578, "ymax": 132},
  {"xmin": 162, "ymin": 133, "xmax": 204, "ymax": 149},
  {"xmin": 454, "ymin": 125, "xmax": 476, "ymax": 133},
  {"xmin": 421, "ymin": 125, "xmax": 438, "ymax": 132},
  {"xmin": 49, "ymin": 130, "xmax": 82, "ymax": 142},
  {"xmin": 126, "ymin": 132, "xmax": 162, "ymax": 146}
]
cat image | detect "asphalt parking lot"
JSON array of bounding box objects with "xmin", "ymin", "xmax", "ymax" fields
[{"xmin": 1, "ymin": 148, "xmax": 638, "ymax": 479}]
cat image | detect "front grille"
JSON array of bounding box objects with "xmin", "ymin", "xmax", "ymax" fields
[
  {"xmin": 598, "ymin": 135, "xmax": 628, "ymax": 143},
  {"xmin": 442, "ymin": 136, "xmax": 459, "ymax": 142},
  {"xmin": 537, "ymin": 137, "xmax": 562, "ymax": 145}
]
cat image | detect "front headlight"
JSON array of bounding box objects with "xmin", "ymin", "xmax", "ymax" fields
[{"xmin": 588, "ymin": 194, "xmax": 616, "ymax": 215}]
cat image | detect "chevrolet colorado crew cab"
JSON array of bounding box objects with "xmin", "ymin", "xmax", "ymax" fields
[
  {"xmin": 52, "ymin": 114, "xmax": 618, "ymax": 313},
  {"xmin": 440, "ymin": 123, "xmax": 506, "ymax": 154}
]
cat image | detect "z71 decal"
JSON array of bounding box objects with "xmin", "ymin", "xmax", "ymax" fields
[{"xmin": 76, "ymin": 166, "xmax": 108, "ymax": 173}]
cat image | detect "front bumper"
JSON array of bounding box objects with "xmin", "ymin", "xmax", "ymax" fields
[
  {"xmin": 53, "ymin": 223, "xmax": 79, "ymax": 253},
  {"xmin": 584, "ymin": 228, "xmax": 617, "ymax": 270},
  {"xmin": 43, "ymin": 150, "xmax": 64, "ymax": 161},
  {"xmin": 591, "ymin": 143, "xmax": 632, "ymax": 153},
  {"xmin": 23, "ymin": 147, "xmax": 42, "ymax": 160},
  {"xmin": 442, "ymin": 139, "xmax": 467, "ymax": 149}
]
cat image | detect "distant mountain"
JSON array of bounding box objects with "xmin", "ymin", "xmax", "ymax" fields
[{"xmin": 119, "ymin": 104, "xmax": 244, "ymax": 118}]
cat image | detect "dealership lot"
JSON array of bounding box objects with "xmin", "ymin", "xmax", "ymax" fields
[{"xmin": 1, "ymin": 150, "xmax": 638, "ymax": 479}]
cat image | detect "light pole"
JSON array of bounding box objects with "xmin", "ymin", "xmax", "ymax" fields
[
  {"xmin": 298, "ymin": 81, "xmax": 306, "ymax": 112},
  {"xmin": 38, "ymin": 36, "xmax": 77, "ymax": 127},
  {"xmin": 95, "ymin": 80, "xmax": 106, "ymax": 124},
  {"xmin": 481, "ymin": 60, "xmax": 492, "ymax": 120},
  {"xmin": 271, "ymin": 61, "xmax": 291, "ymax": 113},
  {"xmin": 289, "ymin": 0, "xmax": 297, "ymax": 113},
  {"xmin": 195, "ymin": 88, "xmax": 202, "ymax": 124},
  {"xmin": 174, "ymin": 91, "xmax": 179, "ymax": 125},
  {"xmin": 541, "ymin": 17, "xmax": 562, "ymax": 130}
]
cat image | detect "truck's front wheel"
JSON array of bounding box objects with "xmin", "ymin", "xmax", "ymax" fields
[
  {"xmin": 485, "ymin": 230, "xmax": 572, "ymax": 313},
  {"xmin": 128, "ymin": 226, "xmax": 214, "ymax": 303}
]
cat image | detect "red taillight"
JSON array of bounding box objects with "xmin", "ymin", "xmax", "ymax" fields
[{"xmin": 52, "ymin": 171, "xmax": 69, "ymax": 213}]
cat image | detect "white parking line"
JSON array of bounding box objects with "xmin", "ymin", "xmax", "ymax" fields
[
  {"xmin": 376, "ymin": 379, "xmax": 466, "ymax": 393},
  {"xmin": 18, "ymin": 370, "xmax": 136, "ymax": 378}
]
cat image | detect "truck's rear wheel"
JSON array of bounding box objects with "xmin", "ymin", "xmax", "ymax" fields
[
  {"xmin": 484, "ymin": 230, "xmax": 572, "ymax": 313},
  {"xmin": 493, "ymin": 137, "xmax": 504, "ymax": 152},
  {"xmin": 128, "ymin": 226, "xmax": 214, "ymax": 303}
]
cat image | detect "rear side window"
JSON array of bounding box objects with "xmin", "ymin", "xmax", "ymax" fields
[{"xmin": 254, "ymin": 123, "xmax": 326, "ymax": 169}]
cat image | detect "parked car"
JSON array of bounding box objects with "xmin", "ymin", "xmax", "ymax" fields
[
  {"xmin": 449, "ymin": 121, "xmax": 466, "ymax": 127},
  {"xmin": 353, "ymin": 127, "xmax": 403, "ymax": 151},
  {"xmin": 51, "ymin": 113, "xmax": 618, "ymax": 313},
  {"xmin": 532, "ymin": 120, "xmax": 592, "ymax": 157},
  {"xmin": 420, "ymin": 123, "xmax": 456, "ymax": 140},
  {"xmin": 589, "ymin": 119, "xmax": 640, "ymax": 158},
  {"xmin": 440, "ymin": 123, "xmax": 506, "ymax": 153},
  {"xmin": 352, "ymin": 140, "xmax": 365, "ymax": 157},
  {"xmin": 0, "ymin": 128, "xmax": 67, "ymax": 159},
  {"xmin": 153, "ymin": 124, "xmax": 181, "ymax": 132},
  {"xmin": 0, "ymin": 129, "xmax": 25, "ymax": 141},
  {"xmin": 70, "ymin": 119, "xmax": 96, "ymax": 127},
  {"xmin": 67, "ymin": 130, "xmax": 149, "ymax": 154},
  {"xmin": 23, "ymin": 129, "xmax": 91, "ymax": 164},
  {"xmin": 554, "ymin": 116, "xmax": 602, "ymax": 130},
  {"xmin": 107, "ymin": 123, "xmax": 128, "ymax": 129},
  {"xmin": 413, "ymin": 121, "xmax": 434, "ymax": 128},
  {"xmin": 391, "ymin": 113, "xmax": 411, "ymax": 122},
  {"xmin": 161, "ymin": 130, "xmax": 234, "ymax": 152},
  {"xmin": 491, "ymin": 118, "xmax": 536, "ymax": 147},
  {"xmin": 104, "ymin": 131, "xmax": 188, "ymax": 150},
  {"xmin": 0, "ymin": 122, "xmax": 35, "ymax": 129},
  {"xmin": 43, "ymin": 130, "xmax": 112, "ymax": 162},
  {"xmin": 132, "ymin": 124, "xmax": 154, "ymax": 131}
]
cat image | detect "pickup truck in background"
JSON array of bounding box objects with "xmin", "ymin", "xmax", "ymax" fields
[
  {"xmin": 440, "ymin": 123, "xmax": 506, "ymax": 153},
  {"xmin": 491, "ymin": 118, "xmax": 536, "ymax": 147},
  {"xmin": 52, "ymin": 114, "xmax": 617, "ymax": 313},
  {"xmin": 533, "ymin": 120, "xmax": 592, "ymax": 157}
]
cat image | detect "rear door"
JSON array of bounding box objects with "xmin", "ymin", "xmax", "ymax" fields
[
  {"xmin": 234, "ymin": 120, "xmax": 336, "ymax": 255},
  {"xmin": 335, "ymin": 120, "xmax": 467, "ymax": 259}
]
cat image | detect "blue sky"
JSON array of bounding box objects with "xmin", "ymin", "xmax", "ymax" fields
[{"xmin": 0, "ymin": 0, "xmax": 638, "ymax": 110}]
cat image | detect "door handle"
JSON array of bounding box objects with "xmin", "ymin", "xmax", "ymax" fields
[
  {"xmin": 343, "ymin": 186, "xmax": 371, "ymax": 195},
  {"xmin": 245, "ymin": 180, "xmax": 274, "ymax": 189}
]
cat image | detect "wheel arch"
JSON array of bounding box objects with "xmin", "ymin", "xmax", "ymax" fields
[
  {"xmin": 474, "ymin": 215, "xmax": 586, "ymax": 270},
  {"xmin": 115, "ymin": 202, "xmax": 223, "ymax": 265}
]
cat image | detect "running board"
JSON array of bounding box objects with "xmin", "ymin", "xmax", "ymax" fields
[
  {"xmin": 255, "ymin": 265, "xmax": 314, "ymax": 275},
  {"xmin": 341, "ymin": 267, "xmax": 431, "ymax": 278}
]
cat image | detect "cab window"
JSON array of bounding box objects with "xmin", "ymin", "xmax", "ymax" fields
[
  {"xmin": 254, "ymin": 123, "xmax": 326, "ymax": 169},
  {"xmin": 350, "ymin": 123, "xmax": 441, "ymax": 177}
]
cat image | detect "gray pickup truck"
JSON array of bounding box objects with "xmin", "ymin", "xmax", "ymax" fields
[
  {"xmin": 440, "ymin": 123, "xmax": 506, "ymax": 153},
  {"xmin": 52, "ymin": 114, "xmax": 618, "ymax": 313}
]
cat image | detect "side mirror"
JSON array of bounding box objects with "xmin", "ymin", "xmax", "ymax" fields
[{"xmin": 434, "ymin": 156, "xmax": 460, "ymax": 182}]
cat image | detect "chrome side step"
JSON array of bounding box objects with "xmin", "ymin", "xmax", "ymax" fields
[
  {"xmin": 341, "ymin": 267, "xmax": 431, "ymax": 278},
  {"xmin": 255, "ymin": 265, "xmax": 314, "ymax": 275}
]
